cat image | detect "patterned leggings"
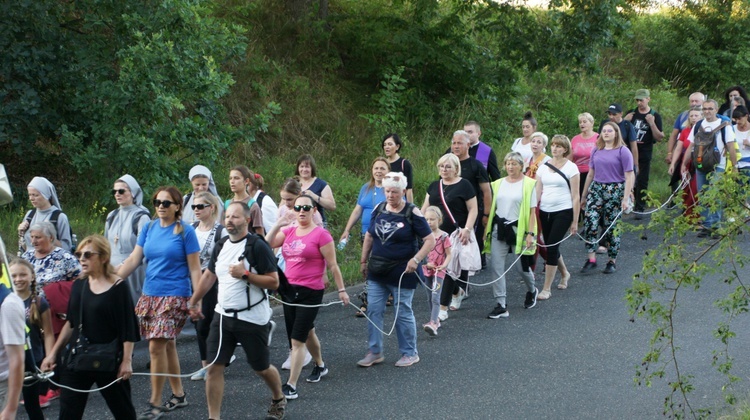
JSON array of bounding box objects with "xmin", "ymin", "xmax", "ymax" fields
[{"xmin": 583, "ymin": 181, "xmax": 624, "ymax": 260}]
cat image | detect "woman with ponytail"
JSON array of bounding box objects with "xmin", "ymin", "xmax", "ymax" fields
[{"xmin": 117, "ymin": 186, "xmax": 201, "ymax": 419}]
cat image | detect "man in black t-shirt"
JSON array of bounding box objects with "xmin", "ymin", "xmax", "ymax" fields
[
  {"xmin": 444, "ymin": 122, "xmax": 501, "ymax": 181},
  {"xmin": 624, "ymin": 89, "xmax": 664, "ymax": 215},
  {"xmin": 451, "ymin": 130, "xmax": 491, "ymax": 267}
]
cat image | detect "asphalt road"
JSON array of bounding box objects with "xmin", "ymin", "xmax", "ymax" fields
[{"xmin": 21, "ymin": 217, "xmax": 750, "ymax": 419}]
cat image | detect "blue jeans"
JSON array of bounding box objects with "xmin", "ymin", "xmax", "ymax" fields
[
  {"xmin": 366, "ymin": 279, "xmax": 417, "ymax": 357},
  {"xmin": 695, "ymin": 169, "xmax": 723, "ymax": 228}
]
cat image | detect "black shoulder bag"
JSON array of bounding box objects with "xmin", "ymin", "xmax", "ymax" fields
[{"xmin": 64, "ymin": 279, "xmax": 122, "ymax": 372}]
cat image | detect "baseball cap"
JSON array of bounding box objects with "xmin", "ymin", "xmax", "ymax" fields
[
  {"xmin": 634, "ymin": 89, "xmax": 650, "ymax": 100},
  {"xmin": 607, "ymin": 103, "xmax": 622, "ymax": 114}
]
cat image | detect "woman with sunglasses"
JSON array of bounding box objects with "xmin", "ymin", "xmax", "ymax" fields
[
  {"xmin": 105, "ymin": 174, "xmax": 152, "ymax": 304},
  {"xmin": 295, "ymin": 155, "xmax": 336, "ymax": 227},
  {"xmin": 182, "ymin": 165, "xmax": 223, "ymax": 224},
  {"xmin": 117, "ymin": 186, "xmax": 201, "ymax": 419},
  {"xmin": 188, "ymin": 192, "xmax": 228, "ymax": 381},
  {"xmin": 42, "ymin": 235, "xmax": 139, "ymax": 419},
  {"xmin": 266, "ymin": 194, "xmax": 349, "ymax": 400}
]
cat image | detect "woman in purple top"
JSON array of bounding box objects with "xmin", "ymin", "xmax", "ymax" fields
[{"xmin": 579, "ymin": 122, "xmax": 635, "ymax": 275}]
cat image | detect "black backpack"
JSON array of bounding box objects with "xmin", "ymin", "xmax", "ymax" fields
[
  {"xmin": 25, "ymin": 209, "xmax": 76, "ymax": 251},
  {"xmin": 191, "ymin": 221, "xmax": 225, "ymax": 244},
  {"xmin": 213, "ymin": 233, "xmax": 291, "ymax": 314},
  {"xmin": 106, "ymin": 208, "xmax": 151, "ymax": 238},
  {"xmin": 692, "ymin": 121, "xmax": 729, "ymax": 173}
]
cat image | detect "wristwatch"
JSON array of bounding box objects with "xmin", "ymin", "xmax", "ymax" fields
[{"xmin": 242, "ymin": 270, "xmax": 250, "ymax": 280}]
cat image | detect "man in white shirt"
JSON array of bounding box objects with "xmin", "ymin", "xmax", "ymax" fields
[
  {"xmin": 0, "ymin": 282, "xmax": 25, "ymax": 420},
  {"xmin": 681, "ymin": 99, "xmax": 738, "ymax": 236},
  {"xmin": 189, "ymin": 201, "xmax": 286, "ymax": 420}
]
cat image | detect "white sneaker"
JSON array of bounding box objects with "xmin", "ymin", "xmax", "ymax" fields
[
  {"xmin": 438, "ymin": 310, "xmax": 449, "ymax": 321},
  {"xmin": 281, "ymin": 348, "xmax": 313, "ymax": 370},
  {"xmin": 450, "ymin": 289, "xmax": 465, "ymax": 310},
  {"xmin": 190, "ymin": 369, "xmax": 206, "ymax": 381},
  {"xmin": 281, "ymin": 352, "xmax": 292, "ymax": 370}
]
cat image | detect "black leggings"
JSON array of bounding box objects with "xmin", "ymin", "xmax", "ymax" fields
[
  {"xmin": 539, "ymin": 208, "xmax": 574, "ymax": 266},
  {"xmin": 440, "ymin": 270, "xmax": 468, "ymax": 306},
  {"xmin": 22, "ymin": 354, "xmax": 44, "ymax": 420}
]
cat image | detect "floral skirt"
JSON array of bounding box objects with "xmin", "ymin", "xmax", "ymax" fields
[{"xmin": 135, "ymin": 295, "xmax": 189, "ymax": 340}]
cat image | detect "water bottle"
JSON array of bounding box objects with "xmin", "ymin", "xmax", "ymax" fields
[
  {"xmin": 624, "ymin": 196, "xmax": 634, "ymax": 214},
  {"xmin": 337, "ymin": 237, "xmax": 348, "ymax": 251}
]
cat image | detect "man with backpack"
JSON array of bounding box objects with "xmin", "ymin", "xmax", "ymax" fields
[
  {"xmin": 680, "ymin": 99, "xmax": 738, "ymax": 237},
  {"xmin": 625, "ymin": 89, "xmax": 664, "ymax": 218},
  {"xmin": 188, "ymin": 201, "xmax": 286, "ymax": 420}
]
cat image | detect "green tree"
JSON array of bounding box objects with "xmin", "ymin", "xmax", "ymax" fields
[
  {"xmin": 627, "ymin": 170, "xmax": 750, "ymax": 418},
  {"xmin": 0, "ymin": 0, "xmax": 278, "ymax": 192}
]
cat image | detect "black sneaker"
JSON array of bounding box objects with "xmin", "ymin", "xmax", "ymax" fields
[
  {"xmin": 697, "ymin": 227, "xmax": 714, "ymax": 238},
  {"xmin": 306, "ymin": 363, "xmax": 328, "ymax": 383},
  {"xmin": 487, "ymin": 304, "xmax": 509, "ymax": 319},
  {"xmin": 281, "ymin": 384, "xmax": 298, "ymax": 400},
  {"xmin": 602, "ymin": 261, "xmax": 616, "ymax": 274},
  {"xmin": 580, "ymin": 260, "xmax": 597, "ymax": 274},
  {"xmin": 524, "ymin": 288, "xmax": 538, "ymax": 309}
]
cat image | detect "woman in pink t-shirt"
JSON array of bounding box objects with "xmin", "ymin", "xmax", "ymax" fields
[
  {"xmin": 570, "ymin": 112, "xmax": 599, "ymax": 198},
  {"xmin": 266, "ymin": 194, "xmax": 349, "ymax": 400}
]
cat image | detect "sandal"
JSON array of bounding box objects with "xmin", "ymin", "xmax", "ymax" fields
[
  {"xmin": 163, "ymin": 393, "xmax": 188, "ymax": 411},
  {"xmin": 557, "ymin": 272, "xmax": 571, "ymax": 290},
  {"xmin": 138, "ymin": 404, "xmax": 164, "ymax": 420},
  {"xmin": 355, "ymin": 305, "xmax": 367, "ymax": 318},
  {"xmin": 386, "ymin": 295, "xmax": 394, "ymax": 307},
  {"xmin": 537, "ymin": 290, "xmax": 551, "ymax": 300}
]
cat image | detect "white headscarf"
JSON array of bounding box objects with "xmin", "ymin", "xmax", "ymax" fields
[
  {"xmin": 27, "ymin": 177, "xmax": 62, "ymax": 210},
  {"xmin": 188, "ymin": 165, "xmax": 221, "ymax": 200},
  {"xmin": 117, "ymin": 174, "xmax": 150, "ymax": 213}
]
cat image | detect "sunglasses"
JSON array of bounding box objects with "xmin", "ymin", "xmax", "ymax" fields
[
  {"xmin": 191, "ymin": 204, "xmax": 210, "ymax": 210},
  {"xmin": 294, "ymin": 205, "xmax": 314, "ymax": 212},
  {"xmin": 153, "ymin": 199, "xmax": 176, "ymax": 208},
  {"xmin": 74, "ymin": 251, "xmax": 100, "ymax": 260},
  {"xmin": 112, "ymin": 189, "xmax": 128, "ymax": 195},
  {"xmin": 385, "ymin": 175, "xmax": 403, "ymax": 181}
]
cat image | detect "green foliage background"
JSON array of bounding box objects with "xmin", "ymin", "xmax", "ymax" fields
[{"xmin": 2, "ymin": 0, "xmax": 750, "ymax": 415}]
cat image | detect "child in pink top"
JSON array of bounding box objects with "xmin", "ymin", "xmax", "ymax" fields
[{"xmin": 421, "ymin": 206, "xmax": 452, "ymax": 336}]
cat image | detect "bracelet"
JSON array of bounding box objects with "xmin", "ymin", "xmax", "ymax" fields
[
  {"xmin": 360, "ymin": 260, "xmax": 367, "ymax": 264},
  {"xmin": 316, "ymin": 195, "xmax": 321, "ymax": 203},
  {"xmin": 412, "ymin": 257, "xmax": 420, "ymax": 265},
  {"xmin": 338, "ymin": 288, "xmax": 346, "ymax": 293},
  {"xmin": 188, "ymin": 303, "xmax": 199, "ymax": 309},
  {"xmin": 525, "ymin": 231, "xmax": 535, "ymax": 237}
]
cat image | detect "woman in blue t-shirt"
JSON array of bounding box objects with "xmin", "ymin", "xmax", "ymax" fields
[
  {"xmin": 118, "ymin": 186, "xmax": 201, "ymax": 419},
  {"xmin": 340, "ymin": 157, "xmax": 389, "ymax": 243},
  {"xmin": 357, "ymin": 172, "xmax": 435, "ymax": 368}
]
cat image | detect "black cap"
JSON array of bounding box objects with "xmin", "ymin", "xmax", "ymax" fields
[{"xmin": 607, "ymin": 103, "xmax": 623, "ymax": 114}]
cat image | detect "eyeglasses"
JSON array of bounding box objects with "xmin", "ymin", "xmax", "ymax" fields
[
  {"xmin": 112, "ymin": 189, "xmax": 128, "ymax": 195},
  {"xmin": 191, "ymin": 204, "xmax": 210, "ymax": 210},
  {"xmin": 74, "ymin": 251, "xmax": 100, "ymax": 260},
  {"xmin": 294, "ymin": 205, "xmax": 314, "ymax": 212},
  {"xmin": 153, "ymin": 199, "xmax": 176, "ymax": 208}
]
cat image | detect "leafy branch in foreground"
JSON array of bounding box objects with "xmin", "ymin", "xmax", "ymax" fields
[{"xmin": 627, "ymin": 169, "xmax": 750, "ymax": 419}]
